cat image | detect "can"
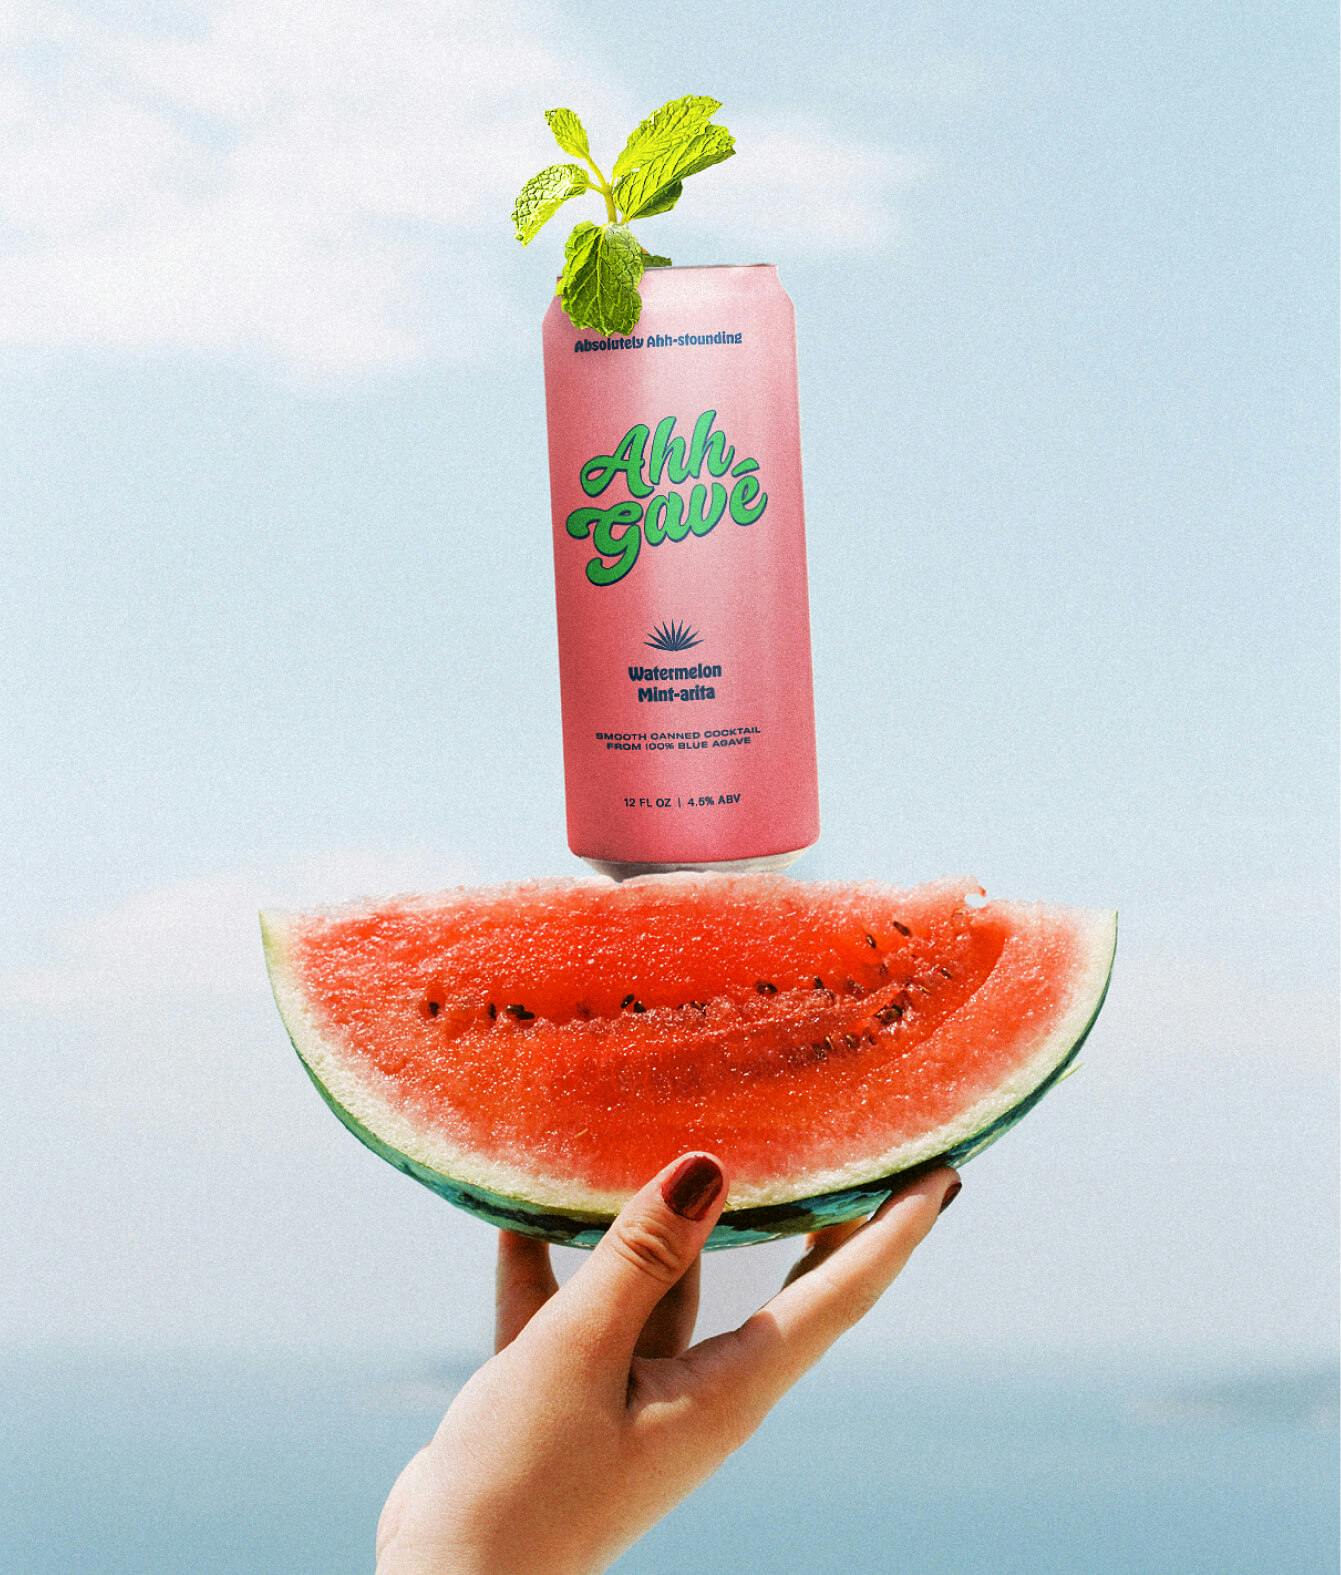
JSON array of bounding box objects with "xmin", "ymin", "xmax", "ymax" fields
[{"xmin": 542, "ymin": 264, "xmax": 819, "ymax": 879}]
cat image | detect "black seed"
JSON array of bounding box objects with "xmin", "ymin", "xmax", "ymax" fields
[
  {"xmin": 423, "ymin": 998, "xmax": 441, "ymax": 1018},
  {"xmin": 756, "ymin": 980, "xmax": 777, "ymax": 995},
  {"xmin": 892, "ymin": 920, "xmax": 912, "ymax": 937},
  {"xmin": 687, "ymin": 1000, "xmax": 708, "ymax": 1013},
  {"xmin": 877, "ymin": 961, "xmax": 890, "ymax": 979},
  {"xmin": 875, "ymin": 1003, "xmax": 904, "ymax": 1025},
  {"xmin": 620, "ymin": 994, "xmax": 636, "ymax": 1009},
  {"xmin": 631, "ymin": 1000, "xmax": 646, "ymax": 1014},
  {"xmin": 842, "ymin": 1032, "xmax": 861, "ymax": 1050},
  {"xmin": 812, "ymin": 976, "xmax": 825, "ymax": 990},
  {"xmin": 812, "ymin": 1039, "xmax": 830, "ymax": 1061},
  {"xmin": 865, "ymin": 933, "xmax": 879, "ymax": 949},
  {"xmin": 486, "ymin": 1002, "xmax": 497, "ymax": 1021},
  {"xmin": 505, "ymin": 1003, "xmax": 535, "ymax": 1021},
  {"xmin": 938, "ymin": 966, "xmax": 954, "ymax": 979},
  {"xmin": 844, "ymin": 978, "xmax": 866, "ymax": 998}
]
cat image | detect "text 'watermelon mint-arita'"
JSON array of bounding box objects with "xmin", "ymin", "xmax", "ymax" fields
[{"xmin": 542, "ymin": 264, "xmax": 820, "ymax": 877}]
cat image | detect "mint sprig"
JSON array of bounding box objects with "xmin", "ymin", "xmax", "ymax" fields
[{"xmin": 511, "ymin": 95, "xmax": 735, "ymax": 335}]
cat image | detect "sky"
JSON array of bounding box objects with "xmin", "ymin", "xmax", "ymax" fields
[{"xmin": 1, "ymin": 0, "xmax": 1336, "ymax": 1368}]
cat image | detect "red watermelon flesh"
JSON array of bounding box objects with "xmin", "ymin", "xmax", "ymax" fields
[{"xmin": 262, "ymin": 874, "xmax": 1115, "ymax": 1246}]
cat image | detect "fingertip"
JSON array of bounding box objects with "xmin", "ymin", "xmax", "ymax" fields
[
  {"xmin": 871, "ymin": 1165, "xmax": 961, "ymax": 1224},
  {"xmin": 496, "ymin": 1230, "xmax": 555, "ymax": 1282},
  {"xmin": 660, "ymin": 1150, "xmax": 728, "ymax": 1223},
  {"xmin": 498, "ymin": 1228, "xmax": 548, "ymax": 1257}
]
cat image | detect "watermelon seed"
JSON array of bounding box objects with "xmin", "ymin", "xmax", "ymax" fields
[
  {"xmin": 812, "ymin": 1039, "xmax": 831, "ymax": 1061},
  {"xmin": 756, "ymin": 980, "xmax": 777, "ymax": 995},
  {"xmin": 487, "ymin": 1002, "xmax": 497, "ymax": 1020},
  {"xmin": 864, "ymin": 933, "xmax": 879, "ymax": 949},
  {"xmin": 421, "ymin": 993, "xmax": 443, "ymax": 1019},
  {"xmin": 876, "ymin": 961, "xmax": 890, "ymax": 979},
  {"xmin": 505, "ymin": 1003, "xmax": 535, "ymax": 1021},
  {"xmin": 631, "ymin": 1000, "xmax": 646, "ymax": 1013},
  {"xmin": 844, "ymin": 978, "xmax": 866, "ymax": 997},
  {"xmin": 620, "ymin": 994, "xmax": 635, "ymax": 1009},
  {"xmin": 938, "ymin": 966, "xmax": 954, "ymax": 979},
  {"xmin": 892, "ymin": 920, "xmax": 912, "ymax": 937},
  {"xmin": 686, "ymin": 1000, "xmax": 708, "ymax": 1013},
  {"xmin": 812, "ymin": 976, "xmax": 825, "ymax": 989},
  {"xmin": 842, "ymin": 1032, "xmax": 861, "ymax": 1051},
  {"xmin": 875, "ymin": 1003, "xmax": 904, "ymax": 1025}
]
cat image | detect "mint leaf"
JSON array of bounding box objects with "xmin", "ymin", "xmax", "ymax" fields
[
  {"xmin": 562, "ymin": 220, "xmax": 600, "ymax": 273},
  {"xmin": 512, "ymin": 163, "xmax": 589, "ymax": 245},
  {"xmin": 634, "ymin": 179, "xmax": 682, "ymax": 219},
  {"xmin": 544, "ymin": 107, "xmax": 590, "ymax": 161},
  {"xmin": 641, "ymin": 250, "xmax": 673, "ymax": 267},
  {"xmin": 558, "ymin": 222, "xmax": 646, "ymax": 334},
  {"xmin": 612, "ymin": 95, "xmax": 722, "ymax": 179},
  {"xmin": 612, "ymin": 125, "xmax": 734, "ymax": 221}
]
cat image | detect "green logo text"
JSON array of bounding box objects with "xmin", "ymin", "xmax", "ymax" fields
[{"xmin": 565, "ymin": 409, "xmax": 767, "ymax": 586}]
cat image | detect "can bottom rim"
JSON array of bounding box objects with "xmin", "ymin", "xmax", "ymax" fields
[{"xmin": 582, "ymin": 847, "xmax": 812, "ymax": 882}]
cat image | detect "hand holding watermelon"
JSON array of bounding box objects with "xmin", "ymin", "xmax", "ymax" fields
[{"xmin": 374, "ymin": 1152, "xmax": 959, "ymax": 1575}]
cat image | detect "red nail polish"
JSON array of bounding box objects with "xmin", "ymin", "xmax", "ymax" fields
[
  {"xmin": 939, "ymin": 1179, "xmax": 962, "ymax": 1214},
  {"xmin": 662, "ymin": 1154, "xmax": 724, "ymax": 1221}
]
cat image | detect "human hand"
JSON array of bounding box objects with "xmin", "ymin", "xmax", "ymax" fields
[{"xmin": 375, "ymin": 1154, "xmax": 960, "ymax": 1575}]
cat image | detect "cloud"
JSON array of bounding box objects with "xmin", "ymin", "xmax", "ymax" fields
[
  {"xmin": 687, "ymin": 117, "xmax": 929, "ymax": 254},
  {"xmin": 0, "ymin": 2, "xmax": 932, "ymax": 376},
  {"xmin": 0, "ymin": 0, "xmax": 603, "ymax": 375},
  {"xmin": 0, "ymin": 846, "xmax": 476, "ymax": 1010}
]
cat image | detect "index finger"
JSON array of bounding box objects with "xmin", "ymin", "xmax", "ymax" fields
[{"xmin": 677, "ymin": 1167, "xmax": 958, "ymax": 1424}]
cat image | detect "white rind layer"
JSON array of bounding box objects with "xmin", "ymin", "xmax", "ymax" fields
[{"xmin": 261, "ymin": 896, "xmax": 1116, "ymax": 1214}]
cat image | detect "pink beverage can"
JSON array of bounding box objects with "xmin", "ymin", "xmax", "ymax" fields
[{"xmin": 542, "ymin": 264, "xmax": 820, "ymax": 878}]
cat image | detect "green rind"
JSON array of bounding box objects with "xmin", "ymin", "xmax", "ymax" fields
[{"xmin": 267, "ymin": 913, "xmax": 1116, "ymax": 1250}]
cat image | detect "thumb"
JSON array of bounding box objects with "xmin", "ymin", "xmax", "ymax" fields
[{"xmin": 551, "ymin": 1152, "xmax": 727, "ymax": 1365}]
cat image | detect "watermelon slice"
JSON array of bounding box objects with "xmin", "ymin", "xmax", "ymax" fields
[{"xmin": 261, "ymin": 875, "xmax": 1115, "ymax": 1248}]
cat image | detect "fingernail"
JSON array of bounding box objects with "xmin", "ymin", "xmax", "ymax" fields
[
  {"xmin": 662, "ymin": 1154, "xmax": 724, "ymax": 1221},
  {"xmin": 939, "ymin": 1179, "xmax": 962, "ymax": 1214}
]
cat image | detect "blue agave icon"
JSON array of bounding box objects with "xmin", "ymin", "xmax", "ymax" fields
[{"xmin": 644, "ymin": 619, "xmax": 702, "ymax": 652}]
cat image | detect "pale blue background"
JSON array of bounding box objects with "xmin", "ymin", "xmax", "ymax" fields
[{"xmin": 1, "ymin": 1, "xmax": 1336, "ymax": 1570}]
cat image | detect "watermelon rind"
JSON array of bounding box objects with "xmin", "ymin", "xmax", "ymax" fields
[{"xmin": 261, "ymin": 897, "xmax": 1116, "ymax": 1250}]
